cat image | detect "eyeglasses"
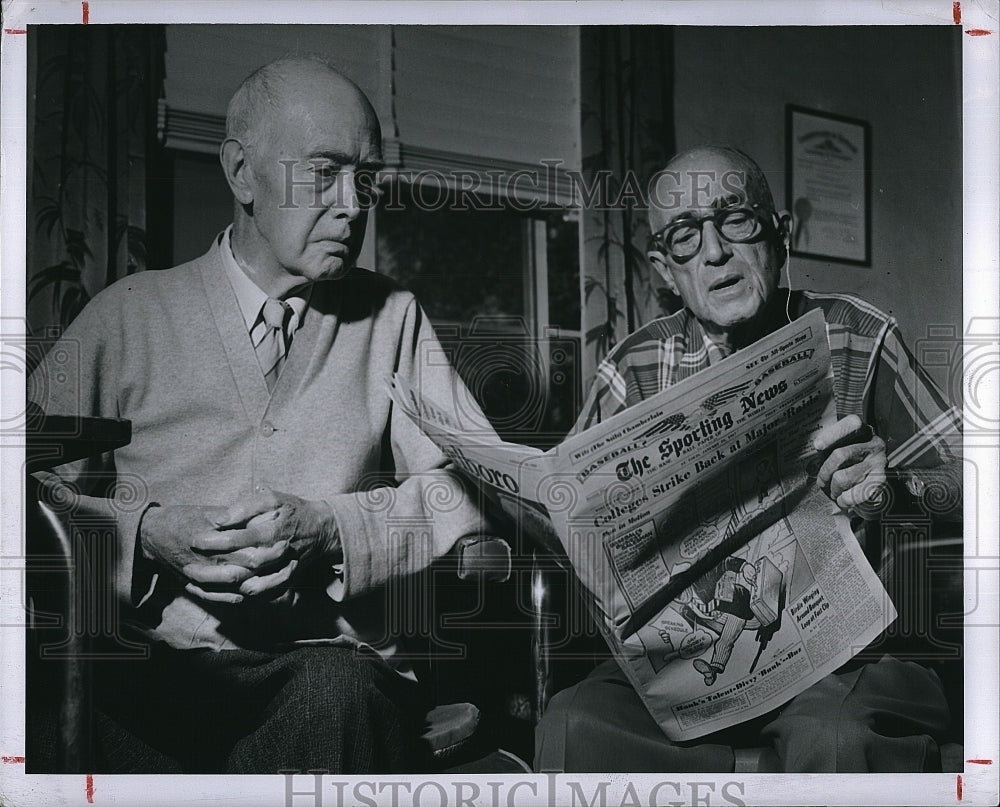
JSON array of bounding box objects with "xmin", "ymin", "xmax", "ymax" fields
[{"xmin": 649, "ymin": 205, "xmax": 775, "ymax": 261}]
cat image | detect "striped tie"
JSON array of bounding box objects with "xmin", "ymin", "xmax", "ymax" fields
[{"xmin": 255, "ymin": 297, "xmax": 292, "ymax": 392}]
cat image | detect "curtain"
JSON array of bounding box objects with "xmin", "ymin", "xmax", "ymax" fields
[
  {"xmin": 579, "ymin": 27, "xmax": 676, "ymax": 380},
  {"xmin": 26, "ymin": 25, "xmax": 165, "ymax": 350}
]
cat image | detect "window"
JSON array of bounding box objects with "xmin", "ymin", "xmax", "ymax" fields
[{"xmin": 376, "ymin": 180, "xmax": 581, "ymax": 448}]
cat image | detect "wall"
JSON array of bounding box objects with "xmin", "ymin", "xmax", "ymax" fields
[
  {"xmin": 673, "ymin": 26, "xmax": 963, "ymax": 385},
  {"xmin": 170, "ymin": 152, "xmax": 233, "ymax": 265}
]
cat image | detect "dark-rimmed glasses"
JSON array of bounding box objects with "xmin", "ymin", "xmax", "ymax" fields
[{"xmin": 649, "ymin": 205, "xmax": 776, "ymax": 261}]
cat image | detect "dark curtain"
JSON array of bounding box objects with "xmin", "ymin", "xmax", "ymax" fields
[
  {"xmin": 26, "ymin": 25, "xmax": 165, "ymax": 348},
  {"xmin": 579, "ymin": 27, "xmax": 676, "ymax": 377}
]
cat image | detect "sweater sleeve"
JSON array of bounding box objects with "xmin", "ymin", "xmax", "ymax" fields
[
  {"xmin": 328, "ymin": 297, "xmax": 497, "ymax": 600},
  {"xmin": 28, "ymin": 289, "xmax": 158, "ymax": 608}
]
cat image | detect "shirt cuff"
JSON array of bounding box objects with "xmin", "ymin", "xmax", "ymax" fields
[
  {"xmin": 130, "ymin": 502, "xmax": 161, "ymax": 607},
  {"xmin": 323, "ymin": 494, "xmax": 380, "ymax": 602},
  {"xmin": 319, "ymin": 501, "xmax": 348, "ymax": 602},
  {"xmin": 326, "ymin": 562, "xmax": 346, "ymax": 601}
]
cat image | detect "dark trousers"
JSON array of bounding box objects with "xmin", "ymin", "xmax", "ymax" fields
[
  {"xmin": 85, "ymin": 642, "xmax": 432, "ymax": 774},
  {"xmin": 535, "ymin": 656, "xmax": 950, "ymax": 772}
]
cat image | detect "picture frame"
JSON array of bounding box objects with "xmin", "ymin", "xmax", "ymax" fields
[{"xmin": 785, "ymin": 104, "xmax": 871, "ymax": 266}]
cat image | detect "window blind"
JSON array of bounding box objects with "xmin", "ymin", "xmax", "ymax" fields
[
  {"xmin": 161, "ymin": 25, "xmax": 387, "ymax": 153},
  {"xmin": 161, "ymin": 24, "xmax": 579, "ymax": 205},
  {"xmin": 391, "ymin": 26, "xmax": 579, "ymax": 204}
]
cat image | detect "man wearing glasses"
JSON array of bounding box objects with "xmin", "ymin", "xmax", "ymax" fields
[{"xmin": 534, "ymin": 146, "xmax": 962, "ymax": 772}]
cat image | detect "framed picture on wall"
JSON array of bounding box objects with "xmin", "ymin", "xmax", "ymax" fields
[{"xmin": 785, "ymin": 105, "xmax": 871, "ymax": 266}]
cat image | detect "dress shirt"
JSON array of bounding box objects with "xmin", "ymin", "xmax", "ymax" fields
[{"xmin": 219, "ymin": 225, "xmax": 310, "ymax": 344}]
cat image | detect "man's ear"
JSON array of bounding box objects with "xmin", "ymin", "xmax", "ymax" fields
[
  {"xmin": 648, "ymin": 250, "xmax": 680, "ymax": 296},
  {"xmin": 775, "ymin": 210, "xmax": 793, "ymax": 247},
  {"xmin": 220, "ymin": 138, "xmax": 255, "ymax": 206},
  {"xmin": 774, "ymin": 210, "xmax": 793, "ymax": 267}
]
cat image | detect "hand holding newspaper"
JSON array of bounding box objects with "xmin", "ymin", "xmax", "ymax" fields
[{"xmin": 391, "ymin": 309, "xmax": 895, "ymax": 740}]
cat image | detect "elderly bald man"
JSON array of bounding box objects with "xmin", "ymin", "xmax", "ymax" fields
[
  {"xmin": 29, "ymin": 56, "xmax": 492, "ymax": 774},
  {"xmin": 535, "ymin": 146, "xmax": 962, "ymax": 773}
]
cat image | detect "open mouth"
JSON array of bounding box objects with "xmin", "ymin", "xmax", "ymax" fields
[{"xmin": 709, "ymin": 276, "xmax": 743, "ymax": 292}]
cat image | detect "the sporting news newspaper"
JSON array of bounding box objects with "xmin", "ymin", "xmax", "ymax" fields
[{"xmin": 391, "ymin": 309, "xmax": 895, "ymax": 740}]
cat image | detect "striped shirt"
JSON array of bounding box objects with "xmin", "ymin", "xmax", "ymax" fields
[{"xmin": 577, "ymin": 290, "xmax": 961, "ymax": 473}]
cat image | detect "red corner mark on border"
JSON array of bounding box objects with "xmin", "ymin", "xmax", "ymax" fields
[
  {"xmin": 967, "ymin": 758, "xmax": 993, "ymax": 764},
  {"xmin": 86, "ymin": 773, "xmax": 95, "ymax": 803},
  {"xmin": 1, "ymin": 755, "xmax": 26, "ymax": 763},
  {"xmin": 4, "ymin": 29, "xmax": 28, "ymax": 34},
  {"xmin": 956, "ymin": 0, "xmax": 995, "ymax": 35},
  {"xmin": 82, "ymin": 1, "xmax": 90, "ymax": 24},
  {"xmin": 957, "ymin": 774, "xmax": 963, "ymax": 801}
]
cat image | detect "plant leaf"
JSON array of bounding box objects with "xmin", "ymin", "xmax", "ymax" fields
[
  {"xmin": 585, "ymin": 323, "xmax": 610, "ymax": 345},
  {"xmin": 27, "ymin": 262, "xmax": 82, "ymax": 299},
  {"xmin": 60, "ymin": 285, "xmax": 91, "ymax": 326},
  {"xmin": 64, "ymin": 159, "xmax": 110, "ymax": 184},
  {"xmin": 65, "ymin": 229, "xmax": 93, "ymax": 268},
  {"xmin": 34, "ymin": 198, "xmax": 64, "ymax": 239},
  {"xmin": 116, "ymin": 222, "xmax": 147, "ymax": 272},
  {"xmin": 583, "ymin": 277, "xmax": 605, "ymax": 302}
]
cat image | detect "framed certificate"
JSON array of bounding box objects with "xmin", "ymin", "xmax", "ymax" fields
[{"xmin": 785, "ymin": 105, "xmax": 871, "ymax": 265}]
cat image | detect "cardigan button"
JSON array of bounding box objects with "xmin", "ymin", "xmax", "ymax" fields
[{"xmin": 261, "ymin": 421, "xmax": 275, "ymax": 437}]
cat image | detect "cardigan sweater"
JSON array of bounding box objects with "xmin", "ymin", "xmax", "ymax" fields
[{"xmin": 29, "ymin": 239, "xmax": 491, "ymax": 662}]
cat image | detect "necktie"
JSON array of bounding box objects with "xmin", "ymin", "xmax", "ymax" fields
[{"xmin": 255, "ymin": 297, "xmax": 292, "ymax": 391}]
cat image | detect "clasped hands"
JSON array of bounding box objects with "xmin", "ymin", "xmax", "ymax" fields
[
  {"xmin": 811, "ymin": 414, "xmax": 888, "ymax": 518},
  {"xmin": 140, "ymin": 417, "xmax": 885, "ymax": 605},
  {"xmin": 139, "ymin": 489, "xmax": 341, "ymax": 604}
]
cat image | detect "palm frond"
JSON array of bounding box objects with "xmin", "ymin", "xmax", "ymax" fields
[
  {"xmin": 34, "ymin": 198, "xmax": 64, "ymax": 239},
  {"xmin": 27, "ymin": 261, "xmax": 82, "ymax": 297},
  {"xmin": 65, "ymin": 229, "xmax": 93, "ymax": 268}
]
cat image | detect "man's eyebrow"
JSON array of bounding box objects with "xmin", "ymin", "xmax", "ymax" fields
[
  {"xmin": 305, "ymin": 151, "xmax": 385, "ymax": 171},
  {"xmin": 666, "ymin": 194, "xmax": 746, "ymax": 221},
  {"xmin": 711, "ymin": 193, "xmax": 743, "ymax": 209},
  {"xmin": 662, "ymin": 195, "xmax": 749, "ymax": 228}
]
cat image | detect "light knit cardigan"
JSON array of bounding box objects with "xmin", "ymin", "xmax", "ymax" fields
[{"xmin": 31, "ymin": 239, "xmax": 492, "ymax": 664}]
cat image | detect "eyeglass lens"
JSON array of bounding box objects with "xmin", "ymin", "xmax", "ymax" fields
[{"xmin": 662, "ymin": 208, "xmax": 762, "ymax": 258}]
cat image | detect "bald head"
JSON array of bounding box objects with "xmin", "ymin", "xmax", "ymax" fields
[
  {"xmin": 644, "ymin": 145, "xmax": 792, "ymax": 347},
  {"xmin": 221, "ymin": 56, "xmax": 383, "ymax": 297},
  {"xmin": 648, "ymin": 146, "xmax": 779, "ymax": 234},
  {"xmin": 226, "ymin": 56, "xmax": 379, "ymax": 157}
]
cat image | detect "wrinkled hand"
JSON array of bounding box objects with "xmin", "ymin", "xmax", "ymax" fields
[
  {"xmin": 139, "ymin": 504, "xmax": 263, "ymax": 604},
  {"xmin": 197, "ymin": 489, "xmax": 341, "ymax": 598},
  {"xmin": 813, "ymin": 414, "xmax": 888, "ymax": 518}
]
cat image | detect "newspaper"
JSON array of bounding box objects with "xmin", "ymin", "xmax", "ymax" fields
[{"xmin": 392, "ymin": 309, "xmax": 896, "ymax": 740}]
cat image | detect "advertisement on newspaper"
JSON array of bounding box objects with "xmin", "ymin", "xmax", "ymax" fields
[{"xmin": 391, "ymin": 309, "xmax": 896, "ymax": 740}]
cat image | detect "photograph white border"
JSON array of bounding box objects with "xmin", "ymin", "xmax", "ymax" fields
[{"xmin": 2, "ymin": 2, "xmax": 997, "ymax": 805}]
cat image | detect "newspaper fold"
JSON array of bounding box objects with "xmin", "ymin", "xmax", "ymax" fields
[{"xmin": 392, "ymin": 309, "xmax": 896, "ymax": 740}]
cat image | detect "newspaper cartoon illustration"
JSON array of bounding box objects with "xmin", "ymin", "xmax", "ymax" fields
[
  {"xmin": 685, "ymin": 554, "xmax": 782, "ymax": 685},
  {"xmin": 639, "ymin": 441, "xmax": 800, "ymax": 685}
]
